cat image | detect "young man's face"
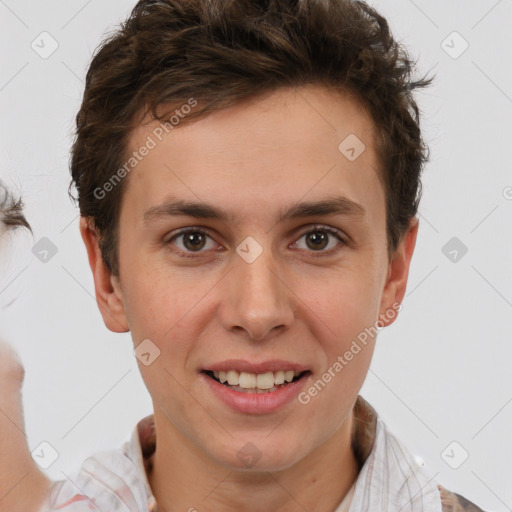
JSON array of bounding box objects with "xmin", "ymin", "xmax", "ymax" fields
[{"xmin": 82, "ymin": 84, "xmax": 417, "ymax": 471}]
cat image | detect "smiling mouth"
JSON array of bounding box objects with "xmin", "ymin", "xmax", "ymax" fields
[{"xmin": 203, "ymin": 370, "xmax": 310, "ymax": 393}]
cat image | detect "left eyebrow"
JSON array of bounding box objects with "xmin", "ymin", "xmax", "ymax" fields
[
  {"xmin": 143, "ymin": 195, "xmax": 367, "ymax": 225},
  {"xmin": 278, "ymin": 196, "xmax": 367, "ymax": 222}
]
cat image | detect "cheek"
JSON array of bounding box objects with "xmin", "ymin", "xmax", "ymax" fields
[
  {"xmin": 297, "ymin": 268, "xmax": 381, "ymax": 389},
  {"xmin": 122, "ymin": 262, "xmax": 195, "ymax": 339},
  {"xmin": 303, "ymin": 283, "xmax": 377, "ymax": 410},
  {"xmin": 304, "ymin": 268, "xmax": 382, "ymax": 336}
]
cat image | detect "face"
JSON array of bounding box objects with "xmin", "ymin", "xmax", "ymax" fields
[{"xmin": 82, "ymin": 84, "xmax": 417, "ymax": 472}]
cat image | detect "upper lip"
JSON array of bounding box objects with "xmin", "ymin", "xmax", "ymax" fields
[{"xmin": 202, "ymin": 359, "xmax": 310, "ymax": 374}]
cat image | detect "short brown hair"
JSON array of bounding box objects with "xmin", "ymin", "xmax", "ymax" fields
[
  {"xmin": 0, "ymin": 181, "xmax": 31, "ymax": 233},
  {"xmin": 69, "ymin": 0, "xmax": 434, "ymax": 276}
]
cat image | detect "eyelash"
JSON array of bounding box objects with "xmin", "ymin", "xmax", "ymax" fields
[{"xmin": 165, "ymin": 225, "xmax": 348, "ymax": 259}]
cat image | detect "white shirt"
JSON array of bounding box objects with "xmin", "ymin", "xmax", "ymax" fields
[{"xmin": 36, "ymin": 396, "xmax": 480, "ymax": 512}]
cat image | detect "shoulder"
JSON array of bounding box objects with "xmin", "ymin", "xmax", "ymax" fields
[
  {"xmin": 351, "ymin": 397, "xmax": 487, "ymax": 512},
  {"xmin": 37, "ymin": 432, "xmax": 151, "ymax": 512},
  {"xmin": 351, "ymin": 397, "xmax": 441, "ymax": 509}
]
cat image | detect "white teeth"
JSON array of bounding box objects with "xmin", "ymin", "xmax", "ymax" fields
[
  {"xmin": 274, "ymin": 370, "xmax": 285, "ymax": 385},
  {"xmin": 284, "ymin": 370, "xmax": 295, "ymax": 383},
  {"xmin": 209, "ymin": 369, "xmax": 303, "ymax": 390},
  {"xmin": 227, "ymin": 370, "xmax": 239, "ymax": 386},
  {"xmin": 256, "ymin": 372, "xmax": 275, "ymax": 389},
  {"xmin": 239, "ymin": 372, "xmax": 257, "ymax": 388}
]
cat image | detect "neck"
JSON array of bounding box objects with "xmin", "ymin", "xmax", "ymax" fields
[{"xmin": 147, "ymin": 409, "xmax": 364, "ymax": 512}]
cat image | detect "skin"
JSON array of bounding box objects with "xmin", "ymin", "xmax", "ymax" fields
[
  {"xmin": 0, "ymin": 340, "xmax": 52, "ymax": 512},
  {"xmin": 80, "ymin": 84, "xmax": 419, "ymax": 512}
]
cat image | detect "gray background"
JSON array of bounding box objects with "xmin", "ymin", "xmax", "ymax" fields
[{"xmin": 1, "ymin": 1, "xmax": 511, "ymax": 510}]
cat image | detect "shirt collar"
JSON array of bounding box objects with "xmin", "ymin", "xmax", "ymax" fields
[{"xmin": 126, "ymin": 395, "xmax": 441, "ymax": 511}]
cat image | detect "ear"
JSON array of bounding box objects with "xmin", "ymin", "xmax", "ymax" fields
[
  {"xmin": 377, "ymin": 217, "xmax": 419, "ymax": 328},
  {"xmin": 79, "ymin": 217, "xmax": 129, "ymax": 333}
]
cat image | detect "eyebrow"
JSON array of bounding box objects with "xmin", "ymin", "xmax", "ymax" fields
[{"xmin": 143, "ymin": 195, "xmax": 367, "ymax": 225}]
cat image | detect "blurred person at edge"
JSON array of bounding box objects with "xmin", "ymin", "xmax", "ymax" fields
[{"xmin": 0, "ymin": 180, "xmax": 53, "ymax": 510}]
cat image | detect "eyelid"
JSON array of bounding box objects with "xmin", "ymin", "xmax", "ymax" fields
[{"xmin": 165, "ymin": 224, "xmax": 348, "ymax": 258}]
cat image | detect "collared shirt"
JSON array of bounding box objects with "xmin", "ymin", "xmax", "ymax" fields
[{"xmin": 37, "ymin": 395, "xmax": 485, "ymax": 512}]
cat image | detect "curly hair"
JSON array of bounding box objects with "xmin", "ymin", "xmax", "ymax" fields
[{"xmin": 69, "ymin": 0, "xmax": 434, "ymax": 276}]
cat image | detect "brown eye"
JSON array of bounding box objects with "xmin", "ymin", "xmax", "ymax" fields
[
  {"xmin": 167, "ymin": 229, "xmax": 217, "ymax": 256},
  {"xmin": 182, "ymin": 231, "xmax": 207, "ymax": 251},
  {"xmin": 294, "ymin": 226, "xmax": 346, "ymax": 254},
  {"xmin": 305, "ymin": 231, "xmax": 329, "ymax": 250}
]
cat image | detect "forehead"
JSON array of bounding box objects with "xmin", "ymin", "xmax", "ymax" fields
[{"xmin": 121, "ymin": 85, "xmax": 384, "ymax": 228}]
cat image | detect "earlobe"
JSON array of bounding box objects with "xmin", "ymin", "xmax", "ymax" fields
[
  {"xmin": 79, "ymin": 217, "xmax": 130, "ymax": 333},
  {"xmin": 378, "ymin": 218, "xmax": 419, "ymax": 328}
]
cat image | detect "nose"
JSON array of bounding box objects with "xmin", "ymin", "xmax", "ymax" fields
[{"xmin": 219, "ymin": 247, "xmax": 295, "ymax": 342}]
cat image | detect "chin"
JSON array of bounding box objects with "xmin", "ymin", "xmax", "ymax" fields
[{"xmin": 210, "ymin": 434, "xmax": 307, "ymax": 473}]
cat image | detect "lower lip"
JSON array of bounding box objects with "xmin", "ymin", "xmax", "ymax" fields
[{"xmin": 200, "ymin": 371, "xmax": 311, "ymax": 414}]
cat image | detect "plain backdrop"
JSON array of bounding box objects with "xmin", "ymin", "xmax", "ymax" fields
[{"xmin": 1, "ymin": 1, "xmax": 511, "ymax": 510}]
